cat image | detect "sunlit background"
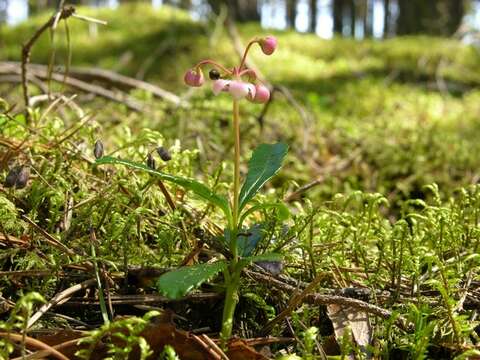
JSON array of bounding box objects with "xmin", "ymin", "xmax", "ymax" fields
[{"xmin": 2, "ymin": 0, "xmax": 480, "ymax": 39}]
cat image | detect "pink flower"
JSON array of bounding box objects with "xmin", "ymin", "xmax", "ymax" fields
[
  {"xmin": 212, "ymin": 79, "xmax": 230, "ymax": 95},
  {"xmin": 213, "ymin": 80, "xmax": 256, "ymax": 100},
  {"xmin": 184, "ymin": 69, "xmax": 204, "ymax": 87},
  {"xmin": 260, "ymin": 36, "xmax": 277, "ymax": 55},
  {"xmin": 251, "ymin": 84, "xmax": 270, "ymax": 103},
  {"xmin": 229, "ymin": 81, "xmax": 250, "ymax": 100}
]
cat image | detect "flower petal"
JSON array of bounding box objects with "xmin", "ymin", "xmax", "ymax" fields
[
  {"xmin": 212, "ymin": 79, "xmax": 230, "ymax": 95},
  {"xmin": 253, "ymin": 84, "xmax": 270, "ymax": 103},
  {"xmin": 229, "ymin": 81, "xmax": 250, "ymax": 100},
  {"xmin": 246, "ymin": 83, "xmax": 256, "ymax": 100}
]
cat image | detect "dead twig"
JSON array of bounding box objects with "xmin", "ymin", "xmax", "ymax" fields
[
  {"xmin": 21, "ymin": 6, "xmax": 76, "ymax": 110},
  {"xmin": 0, "ymin": 332, "xmax": 69, "ymax": 360},
  {"xmin": 0, "ymin": 62, "xmax": 144, "ymax": 112},
  {"xmin": 258, "ymin": 271, "xmax": 326, "ymax": 336},
  {"xmin": 27, "ymin": 278, "xmax": 96, "ymax": 329},
  {"xmin": 248, "ymin": 270, "xmax": 412, "ymax": 332},
  {"xmin": 284, "ymin": 150, "xmax": 361, "ymax": 202},
  {"xmin": 192, "ymin": 334, "xmax": 222, "ymax": 360}
]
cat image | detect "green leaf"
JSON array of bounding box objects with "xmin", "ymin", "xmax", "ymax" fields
[
  {"xmin": 239, "ymin": 202, "xmax": 290, "ymax": 227},
  {"xmin": 156, "ymin": 261, "xmax": 227, "ymax": 299},
  {"xmin": 95, "ymin": 156, "xmax": 232, "ymax": 224},
  {"xmin": 239, "ymin": 143, "xmax": 288, "ymax": 211},
  {"xmin": 236, "ymin": 224, "xmax": 264, "ymax": 257}
]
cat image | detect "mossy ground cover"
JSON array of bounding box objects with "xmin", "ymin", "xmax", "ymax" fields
[{"xmin": 1, "ymin": 4, "xmax": 480, "ymax": 359}]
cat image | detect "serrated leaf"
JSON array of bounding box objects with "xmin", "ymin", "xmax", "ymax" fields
[
  {"xmin": 96, "ymin": 156, "xmax": 231, "ymax": 222},
  {"xmin": 156, "ymin": 261, "xmax": 227, "ymax": 299},
  {"xmin": 239, "ymin": 143, "xmax": 288, "ymax": 211}
]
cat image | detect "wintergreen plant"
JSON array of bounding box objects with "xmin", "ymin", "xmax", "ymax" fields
[{"xmin": 96, "ymin": 35, "xmax": 288, "ymax": 345}]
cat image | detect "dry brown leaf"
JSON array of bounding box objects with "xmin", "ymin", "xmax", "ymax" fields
[{"xmin": 326, "ymin": 303, "xmax": 371, "ymax": 357}]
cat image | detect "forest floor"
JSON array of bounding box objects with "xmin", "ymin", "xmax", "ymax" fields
[{"xmin": 1, "ymin": 3, "xmax": 480, "ymax": 359}]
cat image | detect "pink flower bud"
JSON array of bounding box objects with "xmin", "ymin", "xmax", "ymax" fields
[
  {"xmin": 229, "ymin": 81, "xmax": 250, "ymax": 100},
  {"xmin": 260, "ymin": 36, "xmax": 277, "ymax": 55},
  {"xmin": 212, "ymin": 79, "xmax": 230, "ymax": 95},
  {"xmin": 252, "ymin": 84, "xmax": 270, "ymax": 103},
  {"xmin": 184, "ymin": 69, "xmax": 204, "ymax": 87}
]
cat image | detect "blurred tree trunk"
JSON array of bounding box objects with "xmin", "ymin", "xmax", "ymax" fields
[
  {"xmin": 236, "ymin": 0, "xmax": 260, "ymax": 22},
  {"xmin": 383, "ymin": 0, "xmax": 390, "ymax": 38},
  {"xmin": 363, "ymin": 0, "xmax": 373, "ymax": 37},
  {"xmin": 207, "ymin": 0, "xmax": 221, "ymax": 15},
  {"xmin": 349, "ymin": 0, "xmax": 355, "ymax": 37},
  {"xmin": 286, "ymin": 0, "xmax": 297, "ymax": 29},
  {"xmin": 397, "ymin": 0, "xmax": 464, "ymax": 36},
  {"xmin": 178, "ymin": 0, "xmax": 192, "ymax": 9},
  {"xmin": 207, "ymin": 0, "xmax": 259, "ymax": 22},
  {"xmin": 333, "ymin": 0, "xmax": 344, "ymax": 34},
  {"xmin": 445, "ymin": 0, "xmax": 464, "ymax": 34},
  {"xmin": 308, "ymin": 0, "xmax": 317, "ymax": 33},
  {"xmin": 0, "ymin": 0, "xmax": 6, "ymax": 25}
]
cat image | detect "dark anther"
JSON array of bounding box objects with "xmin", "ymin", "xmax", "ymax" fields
[
  {"xmin": 147, "ymin": 153, "xmax": 156, "ymax": 170},
  {"xmin": 94, "ymin": 140, "xmax": 104, "ymax": 159},
  {"xmin": 4, "ymin": 165, "xmax": 30, "ymax": 189},
  {"xmin": 157, "ymin": 146, "xmax": 172, "ymax": 162},
  {"xmin": 209, "ymin": 69, "xmax": 220, "ymax": 80}
]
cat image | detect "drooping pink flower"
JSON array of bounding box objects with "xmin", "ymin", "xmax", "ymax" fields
[
  {"xmin": 212, "ymin": 79, "xmax": 230, "ymax": 95},
  {"xmin": 184, "ymin": 69, "xmax": 204, "ymax": 87},
  {"xmin": 251, "ymin": 84, "xmax": 270, "ymax": 103},
  {"xmin": 228, "ymin": 81, "xmax": 253, "ymax": 100},
  {"xmin": 260, "ymin": 36, "xmax": 277, "ymax": 55}
]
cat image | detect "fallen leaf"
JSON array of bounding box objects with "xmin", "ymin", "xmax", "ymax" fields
[{"xmin": 326, "ymin": 303, "xmax": 371, "ymax": 357}]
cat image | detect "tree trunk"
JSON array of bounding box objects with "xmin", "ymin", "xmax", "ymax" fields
[
  {"xmin": 178, "ymin": 0, "xmax": 192, "ymax": 10},
  {"xmin": 309, "ymin": 0, "xmax": 317, "ymax": 33},
  {"xmin": 383, "ymin": 0, "xmax": 390, "ymax": 38},
  {"xmin": 286, "ymin": 0, "xmax": 297, "ymax": 29},
  {"xmin": 0, "ymin": 0, "xmax": 7, "ymax": 25},
  {"xmin": 349, "ymin": 0, "xmax": 356, "ymax": 37},
  {"xmin": 445, "ymin": 0, "xmax": 464, "ymax": 34},
  {"xmin": 397, "ymin": 0, "xmax": 464, "ymax": 36},
  {"xmin": 236, "ymin": 0, "xmax": 260, "ymax": 22},
  {"xmin": 333, "ymin": 0, "xmax": 344, "ymax": 35},
  {"xmin": 363, "ymin": 0, "xmax": 373, "ymax": 37}
]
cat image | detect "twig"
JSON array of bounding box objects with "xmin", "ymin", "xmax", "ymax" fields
[
  {"xmin": 3, "ymin": 61, "xmax": 182, "ymax": 105},
  {"xmin": 27, "ymin": 278, "xmax": 96, "ymax": 329},
  {"xmin": 21, "ymin": 6, "xmax": 76, "ymax": 110},
  {"xmin": 10, "ymin": 337, "xmax": 83, "ymax": 360},
  {"xmin": 1, "ymin": 62, "xmax": 144, "ymax": 112},
  {"xmin": 62, "ymin": 292, "xmax": 221, "ymax": 306},
  {"xmin": 200, "ymin": 334, "xmax": 229, "ymax": 360},
  {"xmin": 259, "ymin": 272, "xmax": 326, "ymax": 336},
  {"xmin": 284, "ymin": 150, "xmax": 360, "ymax": 202},
  {"xmin": 247, "ymin": 270, "xmax": 412, "ymax": 332},
  {"xmin": 21, "ymin": 216, "xmax": 91, "ymax": 268},
  {"xmin": 0, "ymin": 332, "xmax": 69, "ymax": 360},
  {"xmin": 192, "ymin": 334, "xmax": 222, "ymax": 360}
]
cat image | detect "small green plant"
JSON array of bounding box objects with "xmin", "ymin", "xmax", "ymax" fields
[
  {"xmin": 96, "ymin": 35, "xmax": 288, "ymax": 346},
  {"xmin": 76, "ymin": 311, "xmax": 159, "ymax": 360},
  {"xmin": 0, "ymin": 292, "xmax": 45, "ymax": 359}
]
